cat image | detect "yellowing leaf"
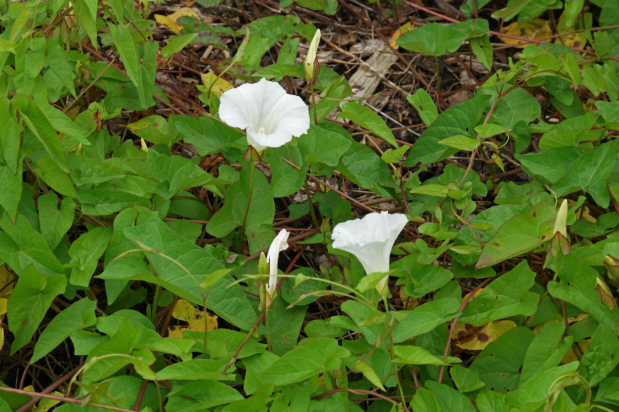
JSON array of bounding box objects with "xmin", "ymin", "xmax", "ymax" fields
[
  {"xmin": 0, "ymin": 298, "xmax": 6, "ymax": 316},
  {"xmin": 390, "ymin": 22, "xmax": 415, "ymax": 50},
  {"xmin": 154, "ymin": 8, "xmax": 199, "ymax": 34},
  {"xmin": 580, "ymin": 206, "xmax": 597, "ymax": 223},
  {"xmin": 567, "ymin": 313, "xmax": 590, "ymax": 324},
  {"xmin": 556, "ymin": 33, "xmax": 587, "ymax": 49},
  {"xmin": 462, "ymin": 287, "xmax": 484, "ymax": 303},
  {"xmin": 453, "ymin": 320, "xmax": 517, "ymax": 351},
  {"xmin": 562, "ymin": 339, "xmax": 589, "ymax": 364},
  {"xmin": 532, "ymin": 319, "xmax": 560, "ymax": 335},
  {"xmin": 33, "ymin": 392, "xmax": 63, "ymax": 412},
  {"xmin": 498, "ymin": 19, "xmax": 552, "ymax": 48},
  {"xmin": 200, "ymin": 72, "xmax": 233, "ymax": 98},
  {"xmin": 168, "ymin": 299, "xmax": 217, "ymax": 338},
  {"xmin": 0, "ymin": 265, "xmax": 15, "ymax": 297}
]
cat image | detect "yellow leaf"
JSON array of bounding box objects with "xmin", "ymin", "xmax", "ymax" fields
[
  {"xmin": 0, "ymin": 298, "xmax": 6, "ymax": 316},
  {"xmin": 154, "ymin": 7, "xmax": 199, "ymax": 34},
  {"xmin": 532, "ymin": 319, "xmax": 560, "ymax": 335},
  {"xmin": 562, "ymin": 339, "xmax": 589, "ymax": 364},
  {"xmin": 168, "ymin": 299, "xmax": 217, "ymax": 338},
  {"xmin": 454, "ymin": 320, "xmax": 517, "ymax": 351},
  {"xmin": 567, "ymin": 313, "xmax": 590, "ymax": 324},
  {"xmin": 399, "ymin": 286, "xmax": 421, "ymax": 310},
  {"xmin": 33, "ymin": 392, "xmax": 63, "ymax": 412},
  {"xmin": 498, "ymin": 19, "xmax": 553, "ymax": 48},
  {"xmin": 580, "ymin": 206, "xmax": 597, "ymax": 223},
  {"xmin": 556, "ymin": 33, "xmax": 587, "ymax": 49},
  {"xmin": 390, "ymin": 22, "xmax": 415, "ymax": 50},
  {"xmin": 0, "ymin": 265, "xmax": 15, "ymax": 297},
  {"xmin": 462, "ymin": 287, "xmax": 484, "ymax": 303},
  {"xmin": 200, "ymin": 72, "xmax": 233, "ymax": 98}
]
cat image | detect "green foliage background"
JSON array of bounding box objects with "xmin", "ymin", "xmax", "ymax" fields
[{"xmin": 1, "ymin": 0, "xmax": 619, "ymax": 411}]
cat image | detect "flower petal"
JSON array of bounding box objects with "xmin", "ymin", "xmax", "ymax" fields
[
  {"xmin": 219, "ymin": 78, "xmax": 310, "ymax": 149},
  {"xmin": 266, "ymin": 229, "xmax": 290, "ymax": 293},
  {"xmin": 332, "ymin": 211, "xmax": 408, "ymax": 275}
]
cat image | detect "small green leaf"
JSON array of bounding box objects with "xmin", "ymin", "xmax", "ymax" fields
[
  {"xmin": 460, "ymin": 261, "xmax": 539, "ymax": 326},
  {"xmin": 39, "ymin": 191, "xmax": 76, "ymax": 251},
  {"xmin": 552, "ymin": 141, "xmax": 616, "ymax": 208},
  {"xmin": 352, "ymin": 362, "xmax": 386, "ymax": 391},
  {"xmin": 8, "ymin": 266, "xmax": 67, "ymax": 354},
  {"xmin": 156, "ymin": 359, "xmax": 234, "ymax": 380},
  {"xmin": 451, "ymin": 365, "xmax": 485, "ymax": 393},
  {"xmin": 394, "ymin": 345, "xmax": 461, "ymax": 365},
  {"xmin": 476, "ymin": 201, "xmax": 556, "ymax": 269},
  {"xmin": 438, "ymin": 135, "xmax": 480, "ymax": 151},
  {"xmin": 397, "ymin": 23, "xmax": 468, "ymax": 56},
  {"xmin": 200, "ymin": 268, "xmax": 234, "ymax": 290},
  {"xmin": 475, "ymin": 123, "xmax": 506, "ymax": 138},
  {"xmin": 337, "ymin": 102, "xmax": 397, "ymax": 147},
  {"xmin": 161, "ymin": 33, "xmax": 198, "ymax": 59},
  {"xmin": 471, "ymin": 34, "xmax": 493, "ymax": 70},
  {"xmin": 257, "ymin": 338, "xmax": 350, "ymax": 385},
  {"xmin": 491, "ymin": 87, "xmax": 541, "ymax": 129},
  {"xmin": 31, "ymin": 298, "xmax": 97, "ymax": 363},
  {"xmin": 406, "ymin": 89, "xmax": 438, "ymax": 126},
  {"xmin": 426, "ymin": 381, "xmax": 476, "ymax": 412},
  {"xmin": 410, "ymin": 184, "xmax": 449, "ymax": 197},
  {"xmin": 253, "ymin": 63, "xmax": 298, "ymax": 79},
  {"xmin": 392, "ymin": 298, "xmax": 461, "ymax": 343},
  {"xmin": 14, "ymin": 95, "xmax": 69, "ymax": 173},
  {"xmin": 68, "ymin": 227, "xmax": 114, "ymax": 287},
  {"xmin": 356, "ymin": 272, "xmax": 388, "ymax": 293},
  {"xmin": 520, "ymin": 322, "xmax": 573, "ymax": 384}
]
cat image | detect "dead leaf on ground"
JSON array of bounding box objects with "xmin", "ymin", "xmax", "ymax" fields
[
  {"xmin": 498, "ymin": 19, "xmax": 552, "ymax": 48},
  {"xmin": 155, "ymin": 7, "xmax": 200, "ymax": 34},
  {"xmin": 447, "ymin": 90, "xmax": 473, "ymax": 106},
  {"xmin": 454, "ymin": 320, "xmax": 517, "ymax": 350},
  {"xmin": 168, "ymin": 299, "xmax": 218, "ymax": 338},
  {"xmin": 338, "ymin": 32, "xmax": 357, "ymax": 46}
]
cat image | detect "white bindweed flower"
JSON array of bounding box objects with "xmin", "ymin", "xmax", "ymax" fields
[
  {"xmin": 332, "ymin": 211, "xmax": 408, "ymax": 298},
  {"xmin": 264, "ymin": 229, "xmax": 290, "ymax": 307},
  {"xmin": 219, "ymin": 78, "xmax": 310, "ymax": 152}
]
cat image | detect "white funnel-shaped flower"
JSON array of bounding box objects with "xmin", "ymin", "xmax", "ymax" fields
[
  {"xmin": 265, "ymin": 229, "xmax": 290, "ymax": 307},
  {"xmin": 219, "ymin": 78, "xmax": 310, "ymax": 152},
  {"xmin": 332, "ymin": 211, "xmax": 408, "ymax": 297}
]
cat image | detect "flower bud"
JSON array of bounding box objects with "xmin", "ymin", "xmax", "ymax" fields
[
  {"xmin": 596, "ymin": 277, "xmax": 616, "ymax": 311},
  {"xmin": 605, "ymin": 255, "xmax": 619, "ymax": 286},
  {"xmin": 304, "ymin": 29, "xmax": 321, "ymax": 84},
  {"xmin": 376, "ymin": 274, "xmax": 392, "ymax": 299},
  {"xmin": 549, "ymin": 232, "xmax": 570, "ymax": 258},
  {"xmin": 258, "ymin": 252, "xmax": 270, "ymax": 311},
  {"xmin": 549, "ymin": 200, "xmax": 570, "ymax": 257},
  {"xmin": 553, "ymin": 199, "xmax": 568, "ymax": 239}
]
